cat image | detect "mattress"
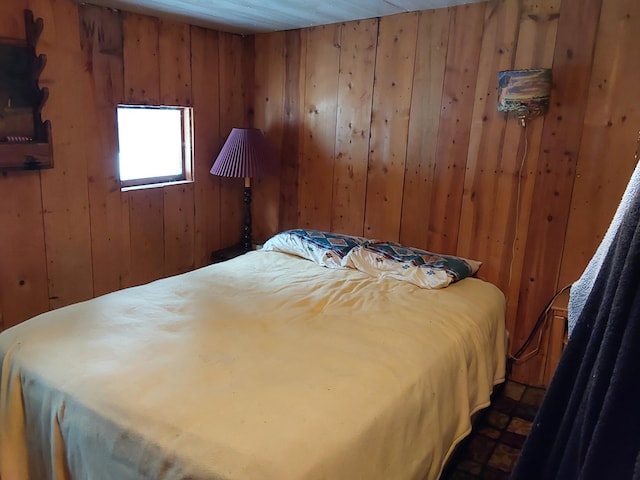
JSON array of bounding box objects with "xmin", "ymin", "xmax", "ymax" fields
[{"xmin": 0, "ymin": 251, "xmax": 506, "ymax": 480}]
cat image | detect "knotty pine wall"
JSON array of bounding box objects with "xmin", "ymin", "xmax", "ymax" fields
[
  {"xmin": 1, "ymin": 0, "xmax": 638, "ymax": 386},
  {"xmin": 0, "ymin": 0, "xmax": 253, "ymax": 329},
  {"xmin": 250, "ymin": 0, "xmax": 640, "ymax": 385}
]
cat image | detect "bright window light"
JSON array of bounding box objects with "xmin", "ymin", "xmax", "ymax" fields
[{"xmin": 116, "ymin": 105, "xmax": 193, "ymax": 188}]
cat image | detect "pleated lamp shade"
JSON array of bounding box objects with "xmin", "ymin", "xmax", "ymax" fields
[
  {"xmin": 497, "ymin": 68, "xmax": 552, "ymax": 126},
  {"xmin": 210, "ymin": 128, "xmax": 278, "ymax": 179}
]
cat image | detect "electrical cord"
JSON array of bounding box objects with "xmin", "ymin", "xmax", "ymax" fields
[
  {"xmin": 504, "ymin": 123, "xmax": 571, "ymax": 377},
  {"xmin": 507, "ymin": 123, "xmax": 529, "ymax": 292},
  {"xmin": 507, "ymin": 283, "xmax": 573, "ymax": 374}
]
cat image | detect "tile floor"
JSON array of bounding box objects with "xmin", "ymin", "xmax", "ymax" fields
[{"xmin": 440, "ymin": 381, "xmax": 546, "ymax": 480}]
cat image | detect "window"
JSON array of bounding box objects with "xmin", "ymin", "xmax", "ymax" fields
[{"xmin": 116, "ymin": 105, "xmax": 193, "ymax": 189}]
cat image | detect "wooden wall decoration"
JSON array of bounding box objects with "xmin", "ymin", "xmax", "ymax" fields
[
  {"xmin": 1, "ymin": 0, "xmax": 639, "ymax": 386},
  {"xmin": 0, "ymin": 9, "xmax": 53, "ymax": 169}
]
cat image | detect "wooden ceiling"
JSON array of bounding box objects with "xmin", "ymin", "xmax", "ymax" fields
[{"xmin": 80, "ymin": 0, "xmax": 485, "ymax": 34}]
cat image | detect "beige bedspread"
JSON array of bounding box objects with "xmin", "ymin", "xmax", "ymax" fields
[{"xmin": 0, "ymin": 251, "xmax": 506, "ymax": 480}]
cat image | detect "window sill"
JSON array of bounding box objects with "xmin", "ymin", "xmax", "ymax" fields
[{"xmin": 121, "ymin": 179, "xmax": 193, "ymax": 192}]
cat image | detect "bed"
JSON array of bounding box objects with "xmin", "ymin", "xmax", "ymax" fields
[{"xmin": 0, "ymin": 232, "xmax": 506, "ymax": 480}]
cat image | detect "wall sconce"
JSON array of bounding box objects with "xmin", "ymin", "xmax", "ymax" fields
[
  {"xmin": 210, "ymin": 128, "xmax": 279, "ymax": 252},
  {"xmin": 497, "ymin": 68, "xmax": 552, "ymax": 127}
]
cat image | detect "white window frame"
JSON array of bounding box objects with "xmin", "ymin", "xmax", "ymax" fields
[{"xmin": 116, "ymin": 104, "xmax": 194, "ymax": 190}]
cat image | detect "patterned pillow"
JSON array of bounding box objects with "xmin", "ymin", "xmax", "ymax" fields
[
  {"xmin": 261, "ymin": 229, "xmax": 369, "ymax": 268},
  {"xmin": 342, "ymin": 241, "xmax": 481, "ymax": 289}
]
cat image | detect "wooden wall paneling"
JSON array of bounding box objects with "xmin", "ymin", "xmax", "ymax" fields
[
  {"xmin": 218, "ymin": 32, "xmax": 248, "ymax": 247},
  {"xmin": 163, "ymin": 183, "xmax": 195, "ymax": 276},
  {"xmin": 128, "ymin": 188, "xmax": 165, "ymax": 285},
  {"xmin": 298, "ymin": 24, "xmax": 341, "ymax": 231},
  {"xmin": 0, "ymin": 0, "xmax": 28, "ymax": 38},
  {"xmin": 0, "ymin": 0, "xmax": 49, "ymax": 329},
  {"xmin": 559, "ymin": 0, "xmax": 640, "ymax": 288},
  {"xmin": 158, "ymin": 20, "xmax": 196, "ymax": 276},
  {"xmin": 0, "ymin": 171, "xmax": 50, "ymax": 329},
  {"xmin": 364, "ymin": 13, "xmax": 419, "ymax": 241},
  {"xmin": 242, "ymin": 36, "xmax": 255, "ymax": 129},
  {"xmin": 456, "ymin": 0, "xmax": 519, "ymax": 276},
  {"xmin": 513, "ymin": 0, "xmax": 604, "ymax": 385},
  {"xmin": 427, "ymin": 3, "xmax": 485, "ymax": 255},
  {"xmin": 252, "ymin": 31, "xmax": 285, "ymax": 243},
  {"xmin": 117, "ymin": 191, "xmax": 134, "ymax": 288},
  {"xmin": 191, "ymin": 26, "xmax": 222, "ymax": 266},
  {"xmin": 35, "ymin": 0, "xmax": 94, "ymax": 310},
  {"xmin": 79, "ymin": 4, "xmax": 130, "ymax": 297},
  {"xmin": 498, "ymin": 0, "xmax": 561, "ymax": 356},
  {"xmin": 330, "ymin": 19, "xmax": 377, "ymax": 236},
  {"xmin": 158, "ymin": 20, "xmax": 191, "ymax": 106},
  {"xmin": 122, "ymin": 13, "xmax": 165, "ymax": 284},
  {"xmin": 456, "ymin": 0, "xmax": 560, "ymax": 354},
  {"xmin": 278, "ymin": 29, "xmax": 307, "ymax": 231},
  {"xmin": 122, "ymin": 13, "xmax": 160, "ymax": 104},
  {"xmin": 400, "ymin": 8, "xmax": 451, "ymax": 249}
]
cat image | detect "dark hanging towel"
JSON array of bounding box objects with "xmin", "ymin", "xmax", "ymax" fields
[{"xmin": 511, "ymin": 161, "xmax": 640, "ymax": 479}]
